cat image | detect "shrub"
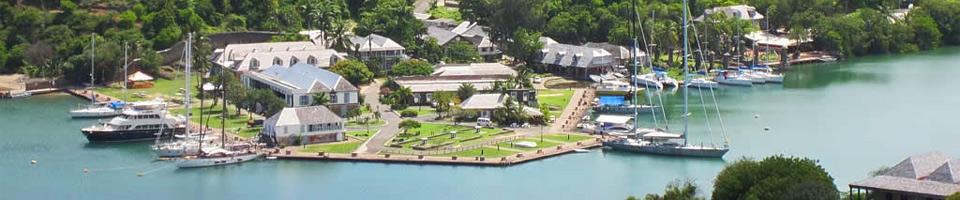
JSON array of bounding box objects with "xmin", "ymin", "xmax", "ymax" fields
[{"xmin": 401, "ymin": 110, "xmax": 418, "ymax": 117}]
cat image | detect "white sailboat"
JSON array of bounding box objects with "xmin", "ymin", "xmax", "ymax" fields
[
  {"xmin": 685, "ymin": 77, "xmax": 719, "ymax": 89},
  {"xmin": 70, "ymin": 35, "xmax": 125, "ymax": 118},
  {"xmin": 176, "ymin": 33, "xmax": 262, "ymax": 168},
  {"xmin": 604, "ymin": 0, "xmax": 729, "ymax": 158}
]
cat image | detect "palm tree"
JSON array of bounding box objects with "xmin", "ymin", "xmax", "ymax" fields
[
  {"xmin": 457, "ymin": 83, "xmax": 476, "ymax": 100},
  {"xmin": 312, "ymin": 93, "xmax": 330, "ymax": 106},
  {"xmin": 431, "ymin": 91, "xmax": 455, "ymax": 118},
  {"xmin": 326, "ymin": 17, "xmax": 354, "ymax": 51},
  {"xmin": 392, "ymin": 86, "xmax": 414, "ymax": 106},
  {"xmin": 514, "ymin": 67, "xmax": 533, "ymax": 88}
]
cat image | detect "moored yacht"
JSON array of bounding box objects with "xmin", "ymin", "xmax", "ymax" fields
[
  {"xmin": 713, "ymin": 71, "xmax": 753, "ymax": 87},
  {"xmin": 70, "ymin": 101, "xmax": 126, "ymax": 118},
  {"xmin": 80, "ymin": 101, "xmax": 185, "ymax": 142},
  {"xmin": 685, "ymin": 77, "xmax": 719, "ymax": 89}
]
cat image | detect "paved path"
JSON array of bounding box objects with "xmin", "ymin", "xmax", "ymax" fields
[
  {"xmin": 355, "ymin": 81, "xmax": 403, "ymax": 154},
  {"xmin": 413, "ymin": 0, "xmax": 431, "ymax": 13},
  {"xmin": 548, "ymin": 88, "xmax": 593, "ymax": 133}
]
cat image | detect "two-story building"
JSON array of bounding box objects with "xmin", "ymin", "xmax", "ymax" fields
[
  {"xmin": 242, "ymin": 63, "xmax": 360, "ymax": 116},
  {"xmin": 422, "ymin": 21, "xmax": 501, "ymax": 61},
  {"xmin": 537, "ymin": 37, "xmax": 617, "ymax": 80},
  {"xmin": 263, "ymin": 106, "xmax": 346, "ymax": 146},
  {"xmin": 348, "ymin": 34, "xmax": 409, "ymax": 71},
  {"xmin": 213, "ymin": 41, "xmax": 346, "ymax": 72}
]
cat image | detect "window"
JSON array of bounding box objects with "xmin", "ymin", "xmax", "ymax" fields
[
  {"xmin": 425, "ymin": 93, "xmax": 432, "ymax": 102},
  {"xmin": 344, "ymin": 93, "xmax": 351, "ymax": 103},
  {"xmin": 307, "ymin": 56, "xmax": 317, "ymax": 65},
  {"xmin": 250, "ymin": 59, "xmax": 260, "ymax": 70},
  {"xmin": 300, "ymin": 95, "xmax": 310, "ymax": 106},
  {"xmin": 329, "ymin": 92, "xmax": 338, "ymax": 104},
  {"xmin": 273, "ymin": 57, "xmax": 283, "ymax": 66},
  {"xmin": 291, "ymin": 57, "xmax": 300, "ymax": 65},
  {"xmin": 413, "ymin": 95, "xmax": 420, "ymax": 103}
]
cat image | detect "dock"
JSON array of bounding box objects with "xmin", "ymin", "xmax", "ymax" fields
[{"xmin": 275, "ymin": 137, "xmax": 605, "ymax": 166}]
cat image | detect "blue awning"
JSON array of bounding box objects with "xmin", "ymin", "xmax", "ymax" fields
[{"xmin": 652, "ymin": 67, "xmax": 667, "ymax": 72}]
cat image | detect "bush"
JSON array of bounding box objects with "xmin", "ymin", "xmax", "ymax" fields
[{"xmin": 400, "ymin": 110, "xmax": 418, "ymax": 117}]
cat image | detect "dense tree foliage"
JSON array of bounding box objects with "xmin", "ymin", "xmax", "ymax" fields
[
  {"xmin": 354, "ymin": 0, "xmax": 424, "ymax": 48},
  {"xmin": 443, "ymin": 41, "xmax": 480, "ymax": 63},
  {"xmin": 712, "ymin": 155, "xmax": 839, "ymax": 200},
  {"xmin": 329, "ymin": 60, "xmax": 374, "ymax": 85},
  {"xmin": 391, "ymin": 60, "xmax": 434, "ymax": 76},
  {"xmin": 629, "ymin": 179, "xmax": 704, "ymax": 200}
]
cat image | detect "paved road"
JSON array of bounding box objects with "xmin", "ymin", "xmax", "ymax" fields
[
  {"xmin": 355, "ymin": 81, "xmax": 402, "ymax": 154},
  {"xmin": 413, "ymin": 0, "xmax": 431, "ymax": 14}
]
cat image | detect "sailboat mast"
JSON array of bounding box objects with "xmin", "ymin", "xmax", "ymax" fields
[
  {"xmin": 631, "ymin": 0, "xmax": 639, "ymax": 131},
  {"xmin": 123, "ymin": 42, "xmax": 128, "ymax": 101},
  {"xmin": 681, "ymin": 0, "xmax": 690, "ymax": 144},
  {"xmin": 185, "ymin": 33, "xmax": 192, "ymax": 137},
  {"xmin": 221, "ymin": 64, "xmax": 226, "ymax": 149},
  {"xmin": 90, "ymin": 34, "xmax": 95, "ymax": 102}
]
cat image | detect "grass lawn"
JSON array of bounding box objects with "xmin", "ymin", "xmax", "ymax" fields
[
  {"xmin": 347, "ymin": 130, "xmax": 378, "ymax": 141},
  {"xmin": 397, "ymin": 123, "xmax": 469, "ymax": 139},
  {"xmin": 94, "ymin": 73, "xmax": 201, "ymax": 102},
  {"xmin": 346, "ymin": 119, "xmax": 387, "ymax": 127},
  {"xmin": 234, "ymin": 127, "xmax": 262, "ymax": 138},
  {"xmin": 541, "ymin": 134, "xmax": 594, "ymax": 143},
  {"xmin": 393, "ymin": 123, "xmax": 506, "ymax": 149},
  {"xmin": 428, "ymin": 7, "xmax": 461, "ymax": 22},
  {"xmin": 402, "ymin": 107, "xmax": 437, "ymax": 116},
  {"xmin": 495, "ymin": 138, "xmax": 562, "ymax": 151},
  {"xmin": 300, "ymin": 141, "xmax": 363, "ymax": 154},
  {"xmin": 537, "ymin": 89, "xmax": 575, "ymax": 110},
  {"xmin": 171, "ymin": 103, "xmax": 252, "ymax": 130},
  {"xmin": 437, "ymin": 147, "xmax": 517, "ymax": 158}
]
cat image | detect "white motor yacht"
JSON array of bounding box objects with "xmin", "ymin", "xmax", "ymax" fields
[{"xmin": 632, "ymin": 74, "xmax": 663, "ymax": 89}]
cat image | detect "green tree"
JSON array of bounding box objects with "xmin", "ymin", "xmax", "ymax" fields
[
  {"xmin": 346, "ymin": 107, "xmax": 362, "ymax": 121},
  {"xmin": 325, "ymin": 18, "xmax": 354, "ymax": 52},
  {"xmin": 712, "ymin": 155, "xmax": 839, "ymax": 200},
  {"xmin": 312, "ymin": 92, "xmax": 331, "ymax": 106},
  {"xmin": 373, "ymin": 110, "xmax": 382, "ymax": 121},
  {"xmin": 329, "ymin": 60, "xmax": 374, "ymax": 85},
  {"xmin": 457, "ymin": 83, "xmax": 477, "ymax": 101},
  {"xmin": 354, "ymin": 0, "xmax": 424, "ymax": 47},
  {"xmin": 419, "ymin": 38, "xmax": 444, "ymax": 63},
  {"xmin": 946, "ymin": 192, "xmax": 960, "ymax": 200},
  {"xmin": 431, "ymin": 91, "xmax": 456, "ymax": 118},
  {"xmin": 505, "ymin": 28, "xmax": 545, "ymax": 66},
  {"xmin": 908, "ymin": 9, "xmax": 943, "ymax": 50},
  {"xmin": 443, "ymin": 41, "xmax": 480, "ymax": 63},
  {"xmin": 493, "ymin": 96, "xmax": 527, "ymax": 125},
  {"xmin": 391, "ymin": 60, "xmax": 434, "ymax": 76},
  {"xmin": 641, "ymin": 179, "xmax": 703, "ymax": 200},
  {"xmin": 390, "ymin": 86, "xmax": 414, "ymax": 109},
  {"xmin": 398, "ymin": 119, "xmax": 421, "ymax": 135}
]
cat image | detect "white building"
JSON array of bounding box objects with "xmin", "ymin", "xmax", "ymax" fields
[
  {"xmin": 213, "ymin": 41, "xmax": 346, "ymax": 72},
  {"xmin": 538, "ymin": 37, "xmax": 616, "ymax": 80},
  {"xmin": 694, "ymin": 5, "xmax": 765, "ymax": 28},
  {"xmin": 242, "ymin": 62, "xmax": 360, "ymax": 115},
  {"xmin": 348, "ymin": 34, "xmax": 408, "ymax": 71},
  {"xmin": 423, "ymin": 21, "xmax": 501, "ymax": 61},
  {"xmin": 263, "ymin": 106, "xmax": 346, "ymax": 146}
]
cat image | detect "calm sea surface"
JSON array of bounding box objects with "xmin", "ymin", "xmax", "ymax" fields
[{"xmin": 2, "ymin": 47, "xmax": 959, "ymax": 200}]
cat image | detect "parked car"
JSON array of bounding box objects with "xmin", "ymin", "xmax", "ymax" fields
[
  {"xmin": 477, "ymin": 117, "xmax": 493, "ymax": 127},
  {"xmin": 533, "ymin": 76, "xmax": 542, "ymax": 83}
]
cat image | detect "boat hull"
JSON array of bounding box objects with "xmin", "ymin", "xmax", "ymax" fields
[
  {"xmin": 176, "ymin": 153, "xmax": 262, "ymax": 168},
  {"xmin": 592, "ymin": 105, "xmax": 658, "ymax": 113},
  {"xmin": 604, "ymin": 141, "xmax": 728, "ymax": 158},
  {"xmin": 81, "ymin": 128, "xmax": 184, "ymax": 142},
  {"xmin": 69, "ymin": 110, "xmax": 121, "ymax": 118}
]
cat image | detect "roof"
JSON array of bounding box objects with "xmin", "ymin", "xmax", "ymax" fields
[
  {"xmin": 267, "ymin": 106, "xmax": 343, "ymax": 127},
  {"xmin": 451, "ymin": 22, "xmax": 490, "ymax": 39},
  {"xmin": 414, "ymin": 13, "xmax": 431, "ymax": 20},
  {"xmin": 744, "ymin": 31, "xmax": 811, "ymax": 49},
  {"xmin": 217, "ymin": 42, "xmax": 321, "ymax": 66},
  {"xmin": 127, "ymin": 71, "xmax": 154, "ymax": 82},
  {"xmin": 348, "ymin": 34, "xmax": 405, "ymax": 52},
  {"xmin": 539, "ymin": 43, "xmax": 615, "ymax": 68},
  {"xmin": 595, "ymin": 115, "xmax": 633, "ymax": 124},
  {"xmin": 425, "ymin": 26, "xmax": 460, "ymax": 45},
  {"xmin": 431, "ymin": 63, "xmax": 516, "ymax": 77},
  {"xmin": 694, "ymin": 5, "xmax": 764, "ymax": 22},
  {"xmin": 850, "ymin": 151, "xmax": 960, "ymax": 197},
  {"xmin": 460, "ymin": 93, "xmax": 509, "ymax": 110},
  {"xmin": 235, "ymin": 49, "xmax": 343, "ymax": 71},
  {"xmin": 584, "ymin": 42, "xmax": 647, "ymax": 60},
  {"xmin": 249, "ymin": 62, "xmax": 358, "ymax": 93},
  {"xmin": 395, "ymin": 77, "xmax": 501, "ymax": 93}
]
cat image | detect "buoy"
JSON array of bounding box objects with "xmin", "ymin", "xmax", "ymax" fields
[
  {"xmin": 83, "ymin": 168, "xmax": 89, "ymax": 174},
  {"xmin": 30, "ymin": 160, "xmax": 37, "ymax": 164},
  {"xmin": 754, "ymin": 114, "xmax": 760, "ymax": 119},
  {"xmin": 137, "ymin": 172, "xmax": 143, "ymax": 177},
  {"xmin": 763, "ymin": 127, "xmax": 770, "ymax": 131}
]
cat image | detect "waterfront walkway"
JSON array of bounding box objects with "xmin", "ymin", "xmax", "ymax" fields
[{"xmin": 549, "ymin": 88, "xmax": 593, "ymax": 133}]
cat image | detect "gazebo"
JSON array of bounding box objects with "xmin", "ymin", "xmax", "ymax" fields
[{"xmin": 126, "ymin": 71, "xmax": 155, "ymax": 89}]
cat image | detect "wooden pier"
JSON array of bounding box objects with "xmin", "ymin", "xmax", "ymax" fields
[{"xmin": 275, "ymin": 137, "xmax": 606, "ymax": 166}]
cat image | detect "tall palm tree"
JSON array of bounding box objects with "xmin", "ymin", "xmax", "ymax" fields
[{"xmin": 326, "ymin": 18, "xmax": 354, "ymax": 52}]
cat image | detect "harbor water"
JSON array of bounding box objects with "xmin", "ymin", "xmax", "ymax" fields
[{"xmin": 2, "ymin": 47, "xmax": 959, "ymax": 199}]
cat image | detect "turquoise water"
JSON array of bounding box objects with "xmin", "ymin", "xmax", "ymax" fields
[{"xmin": 2, "ymin": 47, "xmax": 960, "ymax": 199}]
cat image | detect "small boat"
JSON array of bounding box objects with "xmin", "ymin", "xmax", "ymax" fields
[
  {"xmin": 632, "ymin": 74, "xmax": 663, "ymax": 89},
  {"xmin": 713, "ymin": 72, "xmax": 753, "ymax": 87},
  {"xmin": 572, "ymin": 149, "xmax": 589, "ymax": 153},
  {"xmin": 8, "ymin": 91, "xmax": 30, "ymax": 98},
  {"xmin": 176, "ymin": 147, "xmax": 263, "ymax": 168},
  {"xmin": 685, "ymin": 78, "xmax": 719, "ymax": 89},
  {"xmin": 265, "ymin": 156, "xmax": 278, "ymax": 160},
  {"xmin": 738, "ymin": 71, "xmax": 767, "ymax": 84},
  {"xmin": 70, "ymin": 101, "xmax": 126, "ymax": 118},
  {"xmin": 596, "ymin": 81, "xmax": 644, "ymax": 96},
  {"xmin": 818, "ymin": 56, "xmax": 837, "ymax": 62},
  {"xmin": 745, "ymin": 66, "xmax": 784, "ymax": 83}
]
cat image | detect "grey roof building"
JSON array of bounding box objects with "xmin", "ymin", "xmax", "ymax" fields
[
  {"xmin": 538, "ymin": 37, "xmax": 616, "ymax": 79},
  {"xmin": 242, "ymin": 63, "xmax": 360, "ymax": 114},
  {"xmin": 263, "ymin": 106, "xmax": 346, "ymax": 145},
  {"xmin": 233, "ymin": 49, "xmax": 345, "ymax": 72},
  {"xmin": 849, "ymin": 151, "xmax": 960, "ymax": 199},
  {"xmin": 693, "ymin": 5, "xmax": 764, "ymax": 22},
  {"xmin": 421, "ymin": 21, "xmax": 501, "ymax": 61},
  {"xmin": 584, "ymin": 42, "xmax": 647, "ymax": 66},
  {"xmin": 213, "ymin": 41, "xmax": 323, "ymax": 70},
  {"xmin": 431, "ymin": 63, "xmax": 517, "ymax": 77},
  {"xmin": 347, "ymin": 34, "xmax": 408, "ymax": 71}
]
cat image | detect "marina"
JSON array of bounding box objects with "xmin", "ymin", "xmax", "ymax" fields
[{"xmin": 2, "ymin": 47, "xmax": 960, "ymax": 199}]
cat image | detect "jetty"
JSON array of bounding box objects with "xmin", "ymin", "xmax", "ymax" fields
[{"xmin": 275, "ymin": 137, "xmax": 605, "ymax": 166}]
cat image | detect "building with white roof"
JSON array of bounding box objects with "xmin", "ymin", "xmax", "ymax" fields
[
  {"xmin": 263, "ymin": 106, "xmax": 345, "ymax": 146},
  {"xmin": 849, "ymin": 151, "xmax": 960, "ymax": 199},
  {"xmin": 392, "ymin": 63, "xmax": 535, "ymax": 106},
  {"xmin": 537, "ymin": 37, "xmax": 617, "ymax": 80},
  {"xmin": 348, "ymin": 34, "xmax": 409, "ymax": 71},
  {"xmin": 242, "ymin": 63, "xmax": 360, "ymax": 115},
  {"xmin": 694, "ymin": 5, "xmax": 765, "ymax": 28},
  {"xmin": 233, "ymin": 49, "xmax": 345, "ymax": 72}
]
